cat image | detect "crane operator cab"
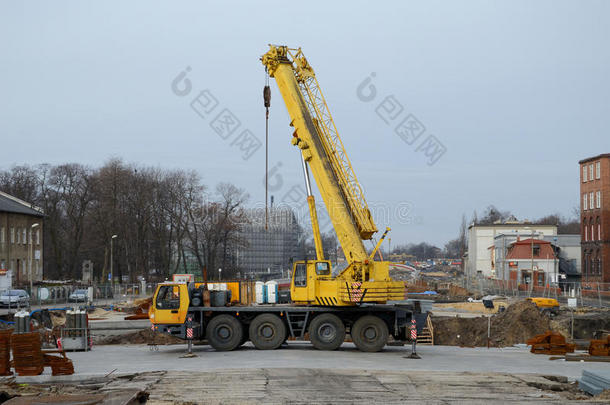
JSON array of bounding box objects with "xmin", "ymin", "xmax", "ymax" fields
[{"xmin": 290, "ymin": 260, "xmax": 344, "ymax": 306}]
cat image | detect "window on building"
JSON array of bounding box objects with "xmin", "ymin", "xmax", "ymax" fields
[
  {"xmin": 590, "ymin": 164, "xmax": 594, "ymax": 181},
  {"xmin": 590, "ymin": 192, "xmax": 594, "ymax": 210},
  {"xmin": 16, "ymin": 228, "xmax": 20, "ymax": 244},
  {"xmin": 583, "ymin": 166, "xmax": 588, "ymax": 182},
  {"xmin": 596, "ymin": 161, "xmax": 601, "ymax": 179},
  {"xmin": 36, "ymin": 230, "xmax": 40, "ymax": 245},
  {"xmin": 591, "ymin": 224, "xmax": 594, "ymax": 241},
  {"xmin": 22, "ymin": 229, "xmax": 26, "ymax": 245},
  {"xmin": 600, "ymin": 223, "xmax": 603, "ymax": 241},
  {"xmin": 10, "ymin": 228, "xmax": 14, "ymax": 244},
  {"xmin": 583, "ymin": 194, "xmax": 588, "ymax": 211},
  {"xmin": 597, "ymin": 191, "xmax": 601, "ymax": 208},
  {"xmin": 584, "ymin": 225, "xmax": 588, "ymax": 242},
  {"xmin": 0, "ymin": 227, "xmax": 4, "ymax": 244},
  {"xmin": 533, "ymin": 245, "xmax": 540, "ymax": 256}
]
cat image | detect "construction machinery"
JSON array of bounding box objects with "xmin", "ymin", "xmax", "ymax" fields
[
  {"xmin": 149, "ymin": 45, "xmax": 423, "ymax": 352},
  {"xmin": 261, "ymin": 45, "xmax": 404, "ymax": 306}
]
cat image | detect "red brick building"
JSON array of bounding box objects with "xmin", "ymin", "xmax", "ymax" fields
[{"xmin": 579, "ymin": 154, "xmax": 610, "ymax": 282}]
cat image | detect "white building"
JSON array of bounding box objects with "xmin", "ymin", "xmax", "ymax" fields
[{"xmin": 465, "ymin": 222, "xmax": 557, "ymax": 279}]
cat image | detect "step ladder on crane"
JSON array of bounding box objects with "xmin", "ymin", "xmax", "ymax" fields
[{"xmin": 416, "ymin": 315, "xmax": 434, "ymax": 345}]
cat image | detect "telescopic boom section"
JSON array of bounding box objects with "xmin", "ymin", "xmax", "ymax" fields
[{"xmin": 262, "ymin": 45, "xmax": 377, "ymax": 263}]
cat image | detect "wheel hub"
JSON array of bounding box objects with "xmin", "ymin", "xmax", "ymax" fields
[
  {"xmin": 218, "ymin": 326, "xmax": 231, "ymax": 339},
  {"xmin": 261, "ymin": 324, "xmax": 274, "ymax": 338},
  {"xmin": 318, "ymin": 323, "xmax": 336, "ymax": 342},
  {"xmin": 364, "ymin": 326, "xmax": 377, "ymax": 340}
]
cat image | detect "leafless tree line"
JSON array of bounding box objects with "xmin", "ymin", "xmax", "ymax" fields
[{"xmin": 0, "ymin": 159, "xmax": 249, "ymax": 282}]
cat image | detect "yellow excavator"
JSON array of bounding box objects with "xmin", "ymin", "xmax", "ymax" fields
[{"xmin": 261, "ymin": 45, "xmax": 404, "ymax": 306}]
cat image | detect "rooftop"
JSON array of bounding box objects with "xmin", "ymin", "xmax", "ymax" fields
[
  {"xmin": 0, "ymin": 191, "xmax": 44, "ymax": 217},
  {"xmin": 579, "ymin": 153, "xmax": 610, "ymax": 164}
]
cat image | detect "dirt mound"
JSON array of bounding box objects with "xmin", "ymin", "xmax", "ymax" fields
[
  {"xmin": 432, "ymin": 300, "xmax": 550, "ymax": 347},
  {"xmin": 448, "ymin": 284, "xmax": 472, "ymax": 299},
  {"xmin": 96, "ymin": 329, "xmax": 183, "ymax": 345}
]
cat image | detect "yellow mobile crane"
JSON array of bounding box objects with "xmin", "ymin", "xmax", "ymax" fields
[
  {"xmin": 149, "ymin": 46, "xmax": 424, "ymax": 352},
  {"xmin": 261, "ymin": 45, "xmax": 404, "ymax": 307}
]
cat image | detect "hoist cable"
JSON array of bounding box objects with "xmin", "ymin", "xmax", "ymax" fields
[{"xmin": 263, "ymin": 70, "xmax": 271, "ymax": 231}]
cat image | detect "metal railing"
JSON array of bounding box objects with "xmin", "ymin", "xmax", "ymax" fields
[{"xmin": 0, "ymin": 283, "xmax": 155, "ymax": 312}]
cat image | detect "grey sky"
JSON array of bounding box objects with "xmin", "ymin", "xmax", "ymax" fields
[{"xmin": 1, "ymin": 1, "xmax": 609, "ymax": 248}]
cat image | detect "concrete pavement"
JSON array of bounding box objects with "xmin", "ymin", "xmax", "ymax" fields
[{"xmin": 52, "ymin": 342, "xmax": 609, "ymax": 381}]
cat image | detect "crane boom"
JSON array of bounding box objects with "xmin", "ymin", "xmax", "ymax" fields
[
  {"xmin": 262, "ymin": 45, "xmax": 376, "ymax": 263},
  {"xmin": 262, "ymin": 45, "xmax": 404, "ymax": 306}
]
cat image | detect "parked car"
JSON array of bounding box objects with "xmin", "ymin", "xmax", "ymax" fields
[
  {"xmin": 68, "ymin": 289, "xmax": 88, "ymax": 302},
  {"xmin": 0, "ymin": 290, "xmax": 30, "ymax": 307}
]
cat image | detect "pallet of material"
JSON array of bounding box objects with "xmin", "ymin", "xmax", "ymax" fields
[
  {"xmin": 578, "ymin": 370, "xmax": 610, "ymax": 395},
  {"xmin": 526, "ymin": 331, "xmax": 575, "ymax": 355},
  {"xmin": 588, "ymin": 335, "xmax": 610, "ymax": 357}
]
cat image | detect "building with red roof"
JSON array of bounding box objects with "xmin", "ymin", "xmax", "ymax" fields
[{"xmin": 505, "ymin": 238, "xmax": 557, "ymax": 286}]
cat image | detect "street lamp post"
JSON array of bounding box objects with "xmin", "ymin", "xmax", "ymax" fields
[
  {"xmin": 218, "ymin": 268, "xmax": 222, "ymax": 281},
  {"xmin": 29, "ymin": 223, "xmax": 39, "ymax": 304},
  {"xmin": 110, "ymin": 235, "xmax": 118, "ymax": 284}
]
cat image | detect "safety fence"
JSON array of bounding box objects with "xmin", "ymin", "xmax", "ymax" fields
[
  {"xmin": 0, "ymin": 283, "xmax": 155, "ymax": 312},
  {"xmin": 462, "ymin": 278, "xmax": 610, "ymax": 308}
]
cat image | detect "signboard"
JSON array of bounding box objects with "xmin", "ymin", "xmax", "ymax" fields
[
  {"xmin": 0, "ymin": 269, "xmax": 7, "ymax": 276},
  {"xmin": 173, "ymin": 274, "xmax": 194, "ymax": 283},
  {"xmin": 508, "ymin": 262, "xmax": 517, "ymax": 267},
  {"xmin": 567, "ymin": 298, "xmax": 577, "ymax": 308}
]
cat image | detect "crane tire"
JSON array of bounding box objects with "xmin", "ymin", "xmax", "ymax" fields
[
  {"xmin": 351, "ymin": 315, "xmax": 388, "ymax": 352},
  {"xmin": 206, "ymin": 315, "xmax": 243, "ymax": 351},
  {"xmin": 309, "ymin": 313, "xmax": 346, "ymax": 351},
  {"xmin": 249, "ymin": 314, "xmax": 286, "ymax": 350}
]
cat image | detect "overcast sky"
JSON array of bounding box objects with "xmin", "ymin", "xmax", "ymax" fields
[{"xmin": 1, "ymin": 1, "xmax": 609, "ymax": 248}]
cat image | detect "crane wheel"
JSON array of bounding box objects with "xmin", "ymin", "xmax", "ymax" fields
[
  {"xmin": 351, "ymin": 315, "xmax": 388, "ymax": 352},
  {"xmin": 206, "ymin": 315, "xmax": 243, "ymax": 351},
  {"xmin": 249, "ymin": 314, "xmax": 286, "ymax": 350},
  {"xmin": 308, "ymin": 313, "xmax": 346, "ymax": 351}
]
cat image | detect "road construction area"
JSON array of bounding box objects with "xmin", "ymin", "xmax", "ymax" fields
[{"xmin": 1, "ymin": 343, "xmax": 608, "ymax": 404}]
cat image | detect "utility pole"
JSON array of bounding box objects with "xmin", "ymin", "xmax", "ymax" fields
[
  {"xmin": 29, "ymin": 223, "xmax": 39, "ymax": 304},
  {"xmin": 110, "ymin": 235, "xmax": 118, "ymax": 284}
]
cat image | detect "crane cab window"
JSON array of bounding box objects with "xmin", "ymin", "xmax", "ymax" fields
[
  {"xmin": 315, "ymin": 262, "xmax": 330, "ymax": 276},
  {"xmin": 156, "ymin": 285, "xmax": 180, "ymax": 309},
  {"xmin": 294, "ymin": 263, "xmax": 307, "ymax": 287}
]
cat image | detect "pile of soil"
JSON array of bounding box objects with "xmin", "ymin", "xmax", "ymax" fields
[
  {"xmin": 432, "ymin": 300, "xmax": 550, "ymax": 347},
  {"xmin": 96, "ymin": 328, "xmax": 183, "ymax": 345},
  {"xmin": 447, "ymin": 284, "xmax": 472, "ymax": 299}
]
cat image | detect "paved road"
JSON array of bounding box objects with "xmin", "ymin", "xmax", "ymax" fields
[
  {"xmin": 145, "ymin": 369, "xmax": 600, "ymax": 404},
  {"xmin": 57, "ymin": 342, "xmax": 608, "ymax": 380},
  {"xmin": 13, "ymin": 344, "xmax": 609, "ymax": 403}
]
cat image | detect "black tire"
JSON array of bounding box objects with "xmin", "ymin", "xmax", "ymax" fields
[
  {"xmin": 249, "ymin": 314, "xmax": 286, "ymax": 350},
  {"xmin": 206, "ymin": 315, "xmax": 243, "ymax": 351},
  {"xmin": 308, "ymin": 313, "xmax": 346, "ymax": 351},
  {"xmin": 351, "ymin": 315, "xmax": 389, "ymax": 352}
]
